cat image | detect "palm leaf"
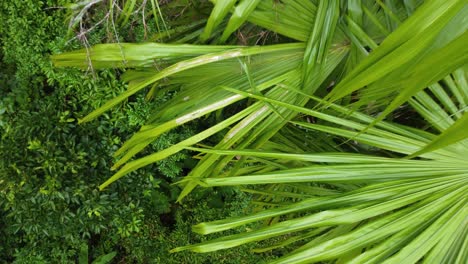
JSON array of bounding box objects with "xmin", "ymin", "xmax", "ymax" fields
[{"xmin": 52, "ymin": 1, "xmax": 468, "ymax": 262}]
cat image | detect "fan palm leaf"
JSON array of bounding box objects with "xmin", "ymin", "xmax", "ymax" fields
[
  {"xmin": 171, "ymin": 76, "xmax": 467, "ymax": 262},
  {"xmin": 52, "ymin": 0, "xmax": 467, "ymax": 262}
]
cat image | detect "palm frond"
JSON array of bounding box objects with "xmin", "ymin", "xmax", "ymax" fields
[{"xmin": 52, "ymin": 1, "xmax": 468, "ymax": 262}]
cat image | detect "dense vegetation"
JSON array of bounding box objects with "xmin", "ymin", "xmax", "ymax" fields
[{"xmin": 1, "ymin": 0, "xmax": 467, "ymax": 263}]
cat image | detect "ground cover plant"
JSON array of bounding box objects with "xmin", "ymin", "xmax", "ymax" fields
[{"xmin": 52, "ymin": 0, "xmax": 468, "ymax": 263}]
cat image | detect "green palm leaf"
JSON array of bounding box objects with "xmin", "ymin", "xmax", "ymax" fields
[{"xmin": 52, "ymin": 0, "xmax": 467, "ymax": 262}]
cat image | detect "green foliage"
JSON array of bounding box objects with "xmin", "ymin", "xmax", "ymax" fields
[
  {"xmin": 118, "ymin": 189, "xmax": 278, "ymax": 263},
  {"xmin": 0, "ymin": 64, "xmax": 149, "ymax": 261},
  {"xmin": 3, "ymin": 0, "xmax": 467, "ymax": 262},
  {"xmin": 1, "ymin": 0, "xmax": 63, "ymax": 105}
]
